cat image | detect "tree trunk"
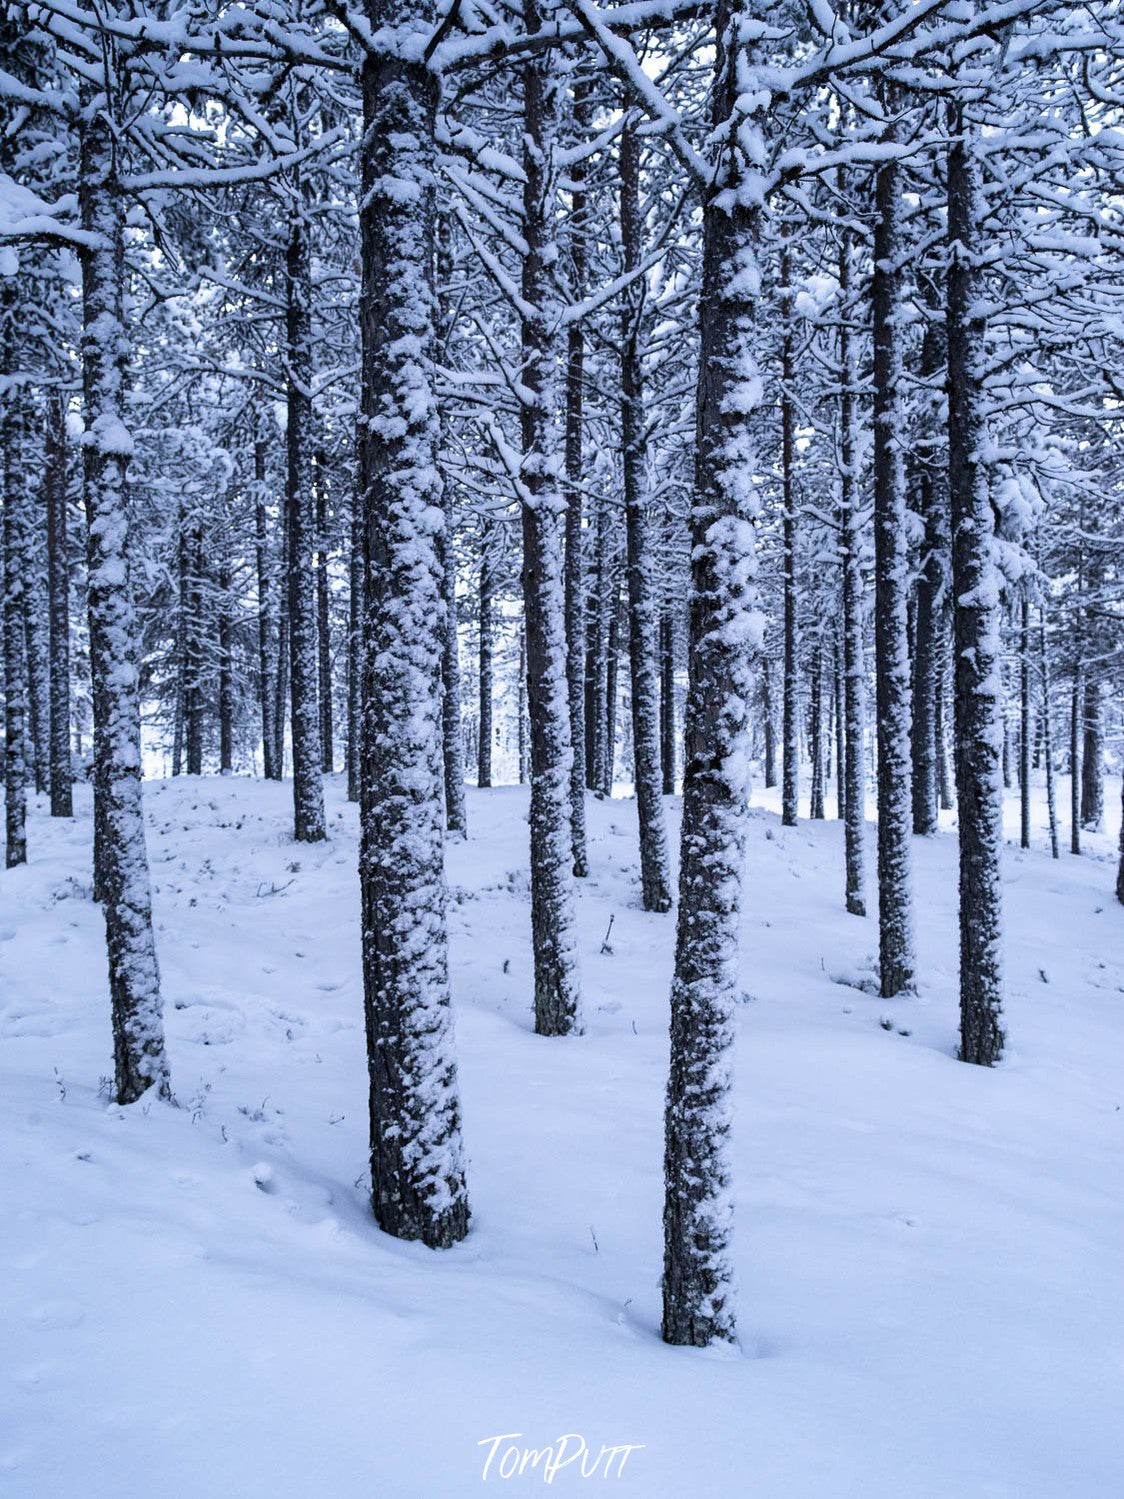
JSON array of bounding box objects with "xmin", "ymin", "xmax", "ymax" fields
[
  {"xmin": 285, "ymin": 203, "xmax": 326, "ymax": 841},
  {"xmin": 358, "ymin": 1, "xmax": 470, "ymax": 1246},
  {"xmin": 663, "ymin": 0, "xmax": 760, "ymax": 1350},
  {"xmin": 1081, "ymin": 672, "xmax": 1103, "ymax": 831},
  {"xmin": 835, "ymin": 631, "xmax": 846, "ymax": 821},
  {"xmin": 809, "ymin": 640, "xmax": 825, "ymax": 820},
  {"xmin": 520, "ymin": 3, "xmax": 583, "ymax": 1036},
  {"xmin": 347, "ymin": 465, "xmax": 364, "ymax": 803},
  {"xmin": 2, "ymin": 310, "xmax": 29, "ymax": 866},
  {"xmin": 46, "ymin": 392, "xmax": 72, "ymax": 817},
  {"xmin": 79, "ymin": 92, "xmax": 170, "ymax": 1104},
  {"xmin": 24, "ymin": 468, "xmax": 50, "ymax": 797},
  {"xmin": 315, "ymin": 450, "xmax": 334, "ymax": 775},
  {"xmin": 218, "ymin": 541, "xmax": 233, "ymax": 775},
  {"xmin": 477, "ymin": 521, "xmax": 494, "ymax": 788},
  {"xmin": 911, "ymin": 304, "xmax": 947, "ymax": 835},
  {"xmin": 947, "ymin": 114, "xmax": 1004, "ymax": 1067},
  {"xmin": 871, "ymin": 118, "xmax": 915, "ymax": 995},
  {"xmin": 761, "ymin": 659, "xmax": 776, "ymax": 789},
  {"xmin": 659, "ymin": 604, "xmax": 675, "ymax": 794},
  {"xmin": 619, "ymin": 112, "xmax": 672, "ymax": 912},
  {"xmin": 838, "ymin": 226, "xmax": 866, "ymax": 918},
  {"xmin": 254, "ymin": 437, "xmax": 280, "ymax": 781},
  {"xmin": 1019, "ymin": 597, "xmax": 1031, "ymax": 849},
  {"xmin": 184, "ymin": 518, "xmax": 204, "ymax": 776},
  {"xmin": 780, "ymin": 241, "xmax": 799, "ymax": 829},
  {"xmin": 1069, "ymin": 673, "xmax": 1081, "ymax": 855},
  {"xmin": 1039, "ymin": 613, "xmax": 1059, "ymax": 860}
]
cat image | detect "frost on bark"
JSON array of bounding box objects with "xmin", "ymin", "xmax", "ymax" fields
[
  {"xmin": 911, "ymin": 297, "xmax": 948, "ymax": 836},
  {"xmin": 1080, "ymin": 672, "xmax": 1103, "ymax": 831},
  {"xmin": 564, "ymin": 76, "xmax": 590, "ymax": 878},
  {"xmin": 779, "ymin": 241, "xmax": 799, "ymax": 829},
  {"xmin": 24, "ymin": 456, "xmax": 50, "ymax": 797},
  {"xmin": 1019, "ymin": 596, "xmax": 1031, "ymax": 850},
  {"xmin": 1115, "ymin": 772, "xmax": 1123, "ymax": 905},
  {"xmin": 285, "ymin": 197, "xmax": 326, "ymax": 842},
  {"xmin": 659, "ymin": 604, "xmax": 676, "ymax": 795},
  {"xmin": 358, "ymin": 2, "xmax": 470, "ymax": 1246},
  {"xmin": 2, "ymin": 298, "xmax": 29, "ymax": 867},
  {"xmin": 315, "ymin": 452, "xmax": 334, "ymax": 775},
  {"xmin": 838, "ymin": 227, "xmax": 866, "ymax": 918},
  {"xmin": 436, "ymin": 215, "xmax": 467, "ymax": 838},
  {"xmin": 347, "ymin": 463, "xmax": 365, "ymax": 803},
  {"xmin": 619, "ymin": 114, "xmax": 672, "ymax": 913},
  {"xmin": 79, "ymin": 92, "xmax": 170, "ymax": 1104},
  {"xmin": 663, "ymin": 0, "xmax": 760, "ymax": 1350},
  {"xmin": 871, "ymin": 118, "xmax": 915, "ymax": 996},
  {"xmin": 477, "ymin": 519, "xmax": 495, "ymax": 788},
  {"xmin": 520, "ymin": 1, "xmax": 583, "ymax": 1037},
  {"xmin": 46, "ymin": 391, "xmax": 73, "ymax": 817},
  {"xmin": 947, "ymin": 114, "xmax": 1004, "ymax": 1067},
  {"xmin": 809, "ymin": 641, "xmax": 826, "ymax": 820},
  {"xmin": 253, "ymin": 436, "xmax": 280, "ymax": 781}
]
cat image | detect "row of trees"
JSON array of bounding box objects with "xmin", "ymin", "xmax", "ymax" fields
[{"xmin": 2, "ymin": 0, "xmax": 1122, "ymax": 1346}]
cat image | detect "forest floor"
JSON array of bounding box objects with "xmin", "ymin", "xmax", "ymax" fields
[{"xmin": 1, "ymin": 772, "xmax": 1122, "ymax": 1498}]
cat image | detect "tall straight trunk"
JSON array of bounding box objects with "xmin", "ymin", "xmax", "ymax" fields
[
  {"xmin": 218, "ymin": 543, "xmax": 233, "ymax": 775},
  {"xmin": 585, "ymin": 495, "xmax": 609, "ymax": 790},
  {"xmin": 254, "ymin": 437, "xmax": 279, "ymax": 781},
  {"xmin": 619, "ymin": 112, "xmax": 672, "ymax": 912},
  {"xmin": 518, "ymin": 623, "xmax": 529, "ymax": 785},
  {"xmin": 315, "ymin": 452, "xmax": 334, "ymax": 775},
  {"xmin": 2, "ymin": 315, "xmax": 29, "ymax": 866},
  {"xmin": 347, "ymin": 466, "xmax": 364, "ymax": 802},
  {"xmin": 172, "ymin": 512, "xmax": 186, "ymax": 776},
  {"xmin": 440, "ymin": 478, "xmax": 467, "ymax": 837},
  {"xmin": 23, "ymin": 475, "xmax": 50, "ymax": 797},
  {"xmin": 1069, "ymin": 673, "xmax": 1081, "ymax": 855},
  {"xmin": 563, "ymin": 77, "xmax": 590, "ymax": 877},
  {"xmin": 358, "ymin": 0, "xmax": 469, "ymax": 1246},
  {"xmin": 663, "ymin": 0, "xmax": 760, "ymax": 1350},
  {"xmin": 1039, "ymin": 613, "xmax": 1059, "ymax": 860},
  {"xmin": 810, "ymin": 640, "xmax": 826, "ymax": 820},
  {"xmin": 602, "ymin": 562, "xmax": 620, "ymax": 794},
  {"xmin": 1115, "ymin": 773, "xmax": 1123, "ymax": 905},
  {"xmin": 838, "ymin": 226, "xmax": 866, "ymax": 918},
  {"xmin": 761, "ymin": 660, "xmax": 776, "ymax": 789},
  {"xmin": 911, "ymin": 304, "xmax": 947, "ymax": 835},
  {"xmin": 46, "ymin": 392, "xmax": 72, "ymax": 817},
  {"xmin": 871, "ymin": 118, "xmax": 915, "ymax": 996},
  {"xmin": 1019, "ymin": 596, "xmax": 1031, "ymax": 849},
  {"xmin": 659, "ymin": 603, "xmax": 675, "ymax": 794},
  {"xmin": 79, "ymin": 90, "xmax": 169, "ymax": 1103},
  {"xmin": 273, "ymin": 496, "xmax": 289, "ymax": 778},
  {"xmin": 947, "ymin": 113, "xmax": 1004, "ymax": 1067},
  {"xmin": 1080, "ymin": 672, "xmax": 1103, "ymax": 830},
  {"xmin": 780, "ymin": 244, "xmax": 799, "ymax": 829},
  {"xmin": 936, "ymin": 618, "xmax": 955, "ymax": 810},
  {"xmin": 520, "ymin": 0, "xmax": 583, "ymax": 1036},
  {"xmin": 184, "ymin": 519, "xmax": 204, "ymax": 775},
  {"xmin": 286, "ymin": 203, "xmax": 326, "ymax": 842},
  {"xmin": 477, "ymin": 522, "xmax": 494, "ymax": 787}
]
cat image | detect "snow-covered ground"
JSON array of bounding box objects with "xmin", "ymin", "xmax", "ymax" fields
[{"xmin": 2, "ymin": 773, "xmax": 1122, "ymax": 1498}]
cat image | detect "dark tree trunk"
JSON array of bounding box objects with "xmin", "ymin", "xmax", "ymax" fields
[
  {"xmin": 911, "ymin": 301, "xmax": 948, "ymax": 836},
  {"xmin": 1069, "ymin": 673, "xmax": 1081, "ymax": 856},
  {"xmin": 835, "ymin": 631, "xmax": 846, "ymax": 822},
  {"xmin": 347, "ymin": 467, "xmax": 364, "ymax": 803},
  {"xmin": 273, "ymin": 494, "xmax": 289, "ymax": 779},
  {"xmin": 809, "ymin": 640, "xmax": 825, "ymax": 820},
  {"xmin": 564, "ymin": 77, "xmax": 590, "ymax": 877},
  {"xmin": 46, "ymin": 392, "xmax": 72, "ymax": 817},
  {"xmin": 285, "ymin": 205, "xmax": 326, "ymax": 842},
  {"xmin": 663, "ymin": 0, "xmax": 760, "ymax": 1350},
  {"xmin": 780, "ymin": 241, "xmax": 799, "ymax": 829},
  {"xmin": 358, "ymin": 0, "xmax": 470, "ymax": 1247},
  {"xmin": 184, "ymin": 519, "xmax": 204, "ymax": 776},
  {"xmin": 1019, "ymin": 597, "xmax": 1031, "ymax": 849},
  {"xmin": 2, "ymin": 312, "xmax": 29, "ymax": 866},
  {"xmin": 659, "ymin": 604, "xmax": 675, "ymax": 795},
  {"xmin": 218, "ymin": 544, "xmax": 233, "ymax": 775},
  {"xmin": 520, "ymin": 2, "xmax": 583, "ymax": 1035},
  {"xmin": 477, "ymin": 522, "xmax": 494, "ymax": 788},
  {"xmin": 936, "ymin": 620, "xmax": 955, "ymax": 811},
  {"xmin": 435, "ymin": 217, "xmax": 467, "ymax": 838},
  {"xmin": 838, "ymin": 228, "xmax": 866, "ymax": 918},
  {"xmin": 947, "ymin": 115, "xmax": 1004, "ymax": 1067},
  {"xmin": 254, "ymin": 438, "xmax": 280, "ymax": 781},
  {"xmin": 1081, "ymin": 672, "xmax": 1103, "ymax": 831},
  {"xmin": 602, "ymin": 553, "xmax": 620, "ymax": 796},
  {"xmin": 79, "ymin": 91, "xmax": 170, "ymax": 1104},
  {"xmin": 1116, "ymin": 773, "xmax": 1123, "ymax": 905},
  {"xmin": 871, "ymin": 117, "xmax": 915, "ymax": 996},
  {"xmin": 1039, "ymin": 613, "xmax": 1059, "ymax": 860},
  {"xmin": 518, "ymin": 623, "xmax": 529, "ymax": 786},
  {"xmin": 619, "ymin": 112, "xmax": 672, "ymax": 912},
  {"xmin": 24, "ymin": 479, "xmax": 50, "ymax": 797},
  {"xmin": 172, "ymin": 512, "xmax": 186, "ymax": 777},
  {"xmin": 315, "ymin": 451, "xmax": 334, "ymax": 775},
  {"xmin": 761, "ymin": 660, "xmax": 776, "ymax": 789}
]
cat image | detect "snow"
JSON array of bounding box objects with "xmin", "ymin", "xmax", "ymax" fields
[{"xmin": 2, "ymin": 773, "xmax": 1123, "ymax": 1496}]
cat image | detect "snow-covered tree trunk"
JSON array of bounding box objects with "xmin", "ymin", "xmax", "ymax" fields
[
  {"xmin": 1019, "ymin": 597, "xmax": 1031, "ymax": 850},
  {"xmin": 347, "ymin": 466, "xmax": 364, "ymax": 803},
  {"xmin": 911, "ymin": 312, "xmax": 947, "ymax": 836},
  {"xmin": 2, "ymin": 306, "xmax": 29, "ymax": 867},
  {"xmin": 780, "ymin": 242, "xmax": 799, "ymax": 829},
  {"xmin": 254, "ymin": 437, "xmax": 280, "ymax": 781},
  {"xmin": 46, "ymin": 391, "xmax": 72, "ymax": 818},
  {"xmin": 1116, "ymin": 773, "xmax": 1123, "ymax": 905},
  {"xmin": 218, "ymin": 539, "xmax": 233, "ymax": 775},
  {"xmin": 273, "ymin": 498, "xmax": 289, "ymax": 779},
  {"xmin": 663, "ymin": 0, "xmax": 760, "ymax": 1350},
  {"xmin": 761, "ymin": 660, "xmax": 776, "ymax": 788},
  {"xmin": 520, "ymin": 0, "xmax": 583, "ymax": 1036},
  {"xmin": 23, "ymin": 462, "xmax": 50, "ymax": 797},
  {"xmin": 947, "ymin": 112, "xmax": 1004, "ymax": 1067},
  {"xmin": 834, "ymin": 633, "xmax": 846, "ymax": 821},
  {"xmin": 78, "ymin": 88, "xmax": 170, "ymax": 1104},
  {"xmin": 315, "ymin": 454, "xmax": 334, "ymax": 775},
  {"xmin": 809, "ymin": 640, "xmax": 826, "ymax": 820},
  {"xmin": 357, "ymin": 0, "xmax": 470, "ymax": 1246},
  {"xmin": 564, "ymin": 76, "xmax": 590, "ymax": 878},
  {"xmin": 184, "ymin": 518, "xmax": 204, "ymax": 776},
  {"xmin": 1038, "ymin": 611, "xmax": 1059, "ymax": 859},
  {"xmin": 1069, "ymin": 673, "xmax": 1081, "ymax": 855},
  {"xmin": 838, "ymin": 230, "xmax": 866, "ymax": 918},
  {"xmin": 619, "ymin": 113, "xmax": 672, "ymax": 912},
  {"xmin": 1080, "ymin": 673, "xmax": 1103, "ymax": 831},
  {"xmin": 871, "ymin": 121, "xmax": 915, "ymax": 996},
  {"xmin": 285, "ymin": 202, "xmax": 326, "ymax": 841},
  {"xmin": 660, "ymin": 604, "xmax": 675, "ymax": 794},
  {"xmin": 477, "ymin": 523, "xmax": 494, "ymax": 788},
  {"xmin": 439, "ymin": 478, "xmax": 467, "ymax": 838}
]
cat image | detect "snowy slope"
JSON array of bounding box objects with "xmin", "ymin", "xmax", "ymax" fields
[{"xmin": 1, "ymin": 775, "xmax": 1122, "ymax": 1498}]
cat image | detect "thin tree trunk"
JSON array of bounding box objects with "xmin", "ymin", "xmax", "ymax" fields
[
  {"xmin": 663, "ymin": 0, "xmax": 761, "ymax": 1349},
  {"xmin": 358, "ymin": 0, "xmax": 470, "ymax": 1246},
  {"xmin": 520, "ymin": 2, "xmax": 583, "ymax": 1035},
  {"xmin": 254, "ymin": 437, "xmax": 279, "ymax": 781},
  {"xmin": 218, "ymin": 542, "xmax": 233, "ymax": 775},
  {"xmin": 79, "ymin": 91, "xmax": 170, "ymax": 1103},
  {"xmin": 761, "ymin": 659, "xmax": 776, "ymax": 789},
  {"xmin": 947, "ymin": 113, "xmax": 1004, "ymax": 1066},
  {"xmin": 285, "ymin": 202, "xmax": 326, "ymax": 842},
  {"xmin": 619, "ymin": 111, "xmax": 672, "ymax": 911},
  {"xmin": 1019, "ymin": 596, "xmax": 1031, "ymax": 849},
  {"xmin": 810, "ymin": 640, "xmax": 825, "ymax": 820},
  {"xmin": 23, "ymin": 468, "xmax": 50, "ymax": 797},
  {"xmin": 477, "ymin": 522, "xmax": 494, "ymax": 788},
  {"xmin": 660, "ymin": 603, "xmax": 675, "ymax": 794},
  {"xmin": 315, "ymin": 450, "xmax": 334, "ymax": 775},
  {"xmin": 46, "ymin": 391, "xmax": 72, "ymax": 817},
  {"xmin": 838, "ymin": 224, "xmax": 866, "ymax": 918},
  {"xmin": 1039, "ymin": 614, "xmax": 1059, "ymax": 860},
  {"xmin": 1070, "ymin": 673, "xmax": 1081, "ymax": 856},
  {"xmin": 2, "ymin": 314, "xmax": 29, "ymax": 866},
  {"xmin": 835, "ymin": 631, "xmax": 846, "ymax": 821},
  {"xmin": 780, "ymin": 241, "xmax": 799, "ymax": 829},
  {"xmin": 602, "ymin": 550, "xmax": 620, "ymax": 796},
  {"xmin": 347, "ymin": 466, "xmax": 364, "ymax": 802},
  {"xmin": 184, "ymin": 518, "xmax": 204, "ymax": 776},
  {"xmin": 1081, "ymin": 671, "xmax": 1103, "ymax": 831},
  {"xmin": 911, "ymin": 303, "xmax": 947, "ymax": 835},
  {"xmin": 871, "ymin": 116, "xmax": 915, "ymax": 995}
]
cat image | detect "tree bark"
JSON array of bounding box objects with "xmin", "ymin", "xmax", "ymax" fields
[
  {"xmin": 477, "ymin": 520, "xmax": 494, "ymax": 788},
  {"xmin": 46, "ymin": 391, "xmax": 72, "ymax": 817},
  {"xmin": 1019, "ymin": 596, "xmax": 1031, "ymax": 849},
  {"xmin": 659, "ymin": 603, "xmax": 675, "ymax": 794},
  {"xmin": 254, "ymin": 437, "xmax": 280, "ymax": 781},
  {"xmin": 947, "ymin": 114, "xmax": 1005, "ymax": 1066},
  {"xmin": 358, "ymin": 1, "xmax": 470, "ymax": 1246},
  {"xmin": 2, "ymin": 303, "xmax": 29, "ymax": 867},
  {"xmin": 780, "ymin": 242, "xmax": 799, "ymax": 829},
  {"xmin": 315, "ymin": 450, "xmax": 334, "ymax": 775},
  {"xmin": 838, "ymin": 225, "xmax": 866, "ymax": 918},
  {"xmin": 809, "ymin": 640, "xmax": 825, "ymax": 820}
]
